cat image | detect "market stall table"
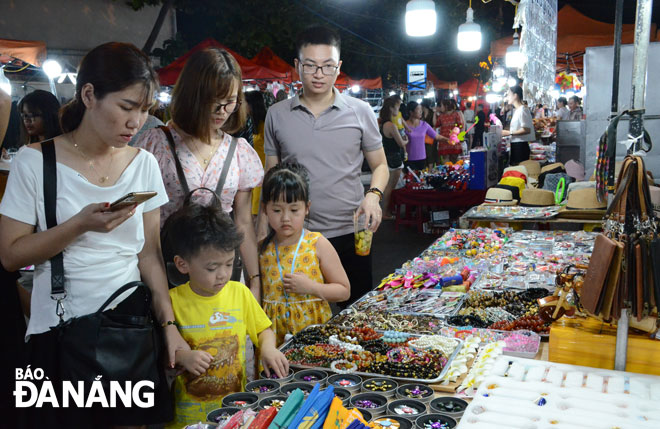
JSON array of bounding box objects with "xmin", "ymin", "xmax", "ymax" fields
[{"xmin": 392, "ymin": 189, "xmax": 487, "ymax": 232}]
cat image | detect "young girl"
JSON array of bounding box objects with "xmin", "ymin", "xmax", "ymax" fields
[{"xmin": 259, "ymin": 163, "xmax": 350, "ymax": 345}]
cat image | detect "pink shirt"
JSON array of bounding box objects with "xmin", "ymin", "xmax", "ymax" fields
[{"xmin": 134, "ymin": 125, "xmax": 264, "ymax": 226}]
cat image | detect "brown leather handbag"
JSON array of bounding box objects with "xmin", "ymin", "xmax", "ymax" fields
[{"xmin": 581, "ymin": 155, "xmax": 659, "ymax": 330}]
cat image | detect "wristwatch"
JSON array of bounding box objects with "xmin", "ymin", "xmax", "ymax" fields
[{"xmin": 365, "ymin": 187, "xmax": 384, "ymax": 201}]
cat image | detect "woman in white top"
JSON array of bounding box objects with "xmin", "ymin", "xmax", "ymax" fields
[
  {"xmin": 0, "ymin": 43, "xmax": 187, "ymax": 427},
  {"xmin": 502, "ymin": 86, "xmax": 535, "ymax": 165}
]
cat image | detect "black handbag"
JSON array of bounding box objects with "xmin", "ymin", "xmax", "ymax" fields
[
  {"xmin": 42, "ymin": 140, "xmax": 161, "ymax": 388},
  {"xmin": 159, "ymin": 126, "xmax": 242, "ymax": 285}
]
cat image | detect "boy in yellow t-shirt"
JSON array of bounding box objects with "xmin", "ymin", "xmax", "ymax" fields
[{"xmin": 165, "ymin": 203, "xmax": 288, "ymax": 428}]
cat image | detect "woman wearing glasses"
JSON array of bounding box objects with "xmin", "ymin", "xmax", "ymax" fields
[
  {"xmin": 18, "ymin": 89, "xmax": 62, "ymax": 145},
  {"xmin": 134, "ymin": 48, "xmax": 264, "ymax": 300}
]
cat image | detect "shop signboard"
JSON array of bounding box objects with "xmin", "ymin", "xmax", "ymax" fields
[{"xmin": 407, "ymin": 64, "xmax": 427, "ymax": 90}]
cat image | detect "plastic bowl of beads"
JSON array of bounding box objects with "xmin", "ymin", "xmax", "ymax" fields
[
  {"xmin": 396, "ymin": 384, "xmax": 434, "ymax": 403},
  {"xmin": 328, "ymin": 374, "xmax": 362, "ymax": 393},
  {"xmin": 387, "ymin": 399, "xmax": 427, "ymax": 421},
  {"xmin": 371, "ymin": 415, "xmax": 414, "ymax": 429},
  {"xmin": 413, "ymin": 413, "xmax": 457, "ymax": 429},
  {"xmin": 359, "ymin": 409, "xmax": 372, "ymax": 423},
  {"xmin": 350, "ymin": 392, "xmax": 388, "ymax": 417},
  {"xmin": 260, "ymin": 368, "xmax": 294, "ymax": 383},
  {"xmin": 361, "ymin": 377, "xmax": 398, "ymax": 398},
  {"xmin": 293, "ymin": 369, "xmax": 328, "ymax": 386},
  {"xmin": 429, "ymin": 397, "xmax": 467, "ymax": 421},
  {"xmin": 332, "ymin": 387, "xmax": 351, "ymax": 407},
  {"xmin": 279, "ymin": 382, "xmax": 314, "ymax": 398},
  {"xmin": 206, "ymin": 406, "xmax": 241, "ymax": 424},
  {"xmin": 257, "ymin": 395, "xmax": 288, "ymax": 411},
  {"xmin": 221, "ymin": 392, "xmax": 258, "ymax": 409},
  {"xmin": 245, "ymin": 379, "xmax": 281, "ymax": 399}
]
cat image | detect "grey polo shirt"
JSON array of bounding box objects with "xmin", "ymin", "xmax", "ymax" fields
[{"xmin": 264, "ymin": 89, "xmax": 383, "ymax": 238}]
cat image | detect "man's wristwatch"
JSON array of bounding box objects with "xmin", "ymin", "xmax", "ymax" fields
[{"xmin": 365, "ymin": 187, "xmax": 383, "ymax": 201}]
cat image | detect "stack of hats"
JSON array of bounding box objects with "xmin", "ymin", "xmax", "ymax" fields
[
  {"xmin": 519, "ymin": 160, "xmax": 541, "ymax": 187},
  {"xmin": 557, "ymin": 181, "xmax": 607, "ymax": 219},
  {"xmin": 520, "ymin": 189, "xmax": 556, "ymax": 207},
  {"xmin": 483, "ymin": 187, "xmax": 518, "ymax": 206}
]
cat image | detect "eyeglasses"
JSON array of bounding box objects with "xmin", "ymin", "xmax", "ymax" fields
[
  {"xmin": 21, "ymin": 113, "xmax": 42, "ymax": 121},
  {"xmin": 300, "ymin": 64, "xmax": 339, "ymax": 76},
  {"xmin": 212, "ymin": 100, "xmax": 241, "ymax": 115}
]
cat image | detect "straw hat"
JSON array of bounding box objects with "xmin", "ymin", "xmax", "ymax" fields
[
  {"xmin": 520, "ymin": 189, "xmax": 556, "ymax": 207},
  {"xmin": 519, "ymin": 160, "xmax": 541, "ymax": 178},
  {"xmin": 557, "ymin": 187, "xmax": 606, "ymax": 219},
  {"xmin": 541, "ymin": 162, "xmax": 565, "ymax": 174},
  {"xmin": 483, "ymin": 187, "xmax": 518, "ymax": 206}
]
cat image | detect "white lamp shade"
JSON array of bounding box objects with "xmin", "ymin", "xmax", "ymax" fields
[
  {"xmin": 493, "ymin": 66, "xmax": 505, "ymax": 78},
  {"xmin": 507, "ymin": 77, "xmax": 517, "ymax": 87},
  {"xmin": 505, "ymin": 34, "xmax": 525, "ymax": 69},
  {"xmin": 43, "ymin": 59, "xmax": 62, "ymax": 79},
  {"xmin": 457, "ymin": 8, "xmax": 481, "ymax": 52},
  {"xmin": 485, "ymin": 93, "xmax": 502, "ymax": 103},
  {"xmin": 351, "ymin": 84, "xmax": 360, "ymax": 93},
  {"xmin": 406, "ymin": 0, "xmax": 437, "ymax": 37},
  {"xmin": 0, "ymin": 70, "xmax": 11, "ymax": 95}
]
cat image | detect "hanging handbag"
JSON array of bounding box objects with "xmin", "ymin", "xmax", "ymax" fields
[
  {"xmin": 159, "ymin": 126, "xmax": 242, "ymax": 285},
  {"xmin": 42, "ymin": 140, "xmax": 161, "ymax": 389}
]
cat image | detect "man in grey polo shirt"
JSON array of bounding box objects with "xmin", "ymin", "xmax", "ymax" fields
[{"xmin": 264, "ymin": 26, "xmax": 389, "ymax": 308}]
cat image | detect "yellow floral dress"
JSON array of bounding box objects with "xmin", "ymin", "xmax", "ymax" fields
[{"xmin": 260, "ymin": 230, "xmax": 333, "ymax": 346}]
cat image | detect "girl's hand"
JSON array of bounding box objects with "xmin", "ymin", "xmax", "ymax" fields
[
  {"xmin": 261, "ymin": 346, "xmax": 289, "ymax": 379},
  {"xmin": 176, "ymin": 349, "xmax": 213, "ymax": 377},
  {"xmin": 71, "ymin": 202, "xmax": 137, "ymax": 233},
  {"xmin": 282, "ymin": 273, "xmax": 315, "ymax": 295}
]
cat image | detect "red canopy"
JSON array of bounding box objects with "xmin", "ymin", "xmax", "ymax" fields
[
  {"xmin": 458, "ymin": 78, "xmax": 485, "ymax": 97},
  {"xmin": 251, "ymin": 47, "xmax": 299, "ymax": 81},
  {"xmin": 0, "ymin": 38, "xmax": 47, "ymax": 66},
  {"xmin": 427, "ymin": 71, "xmax": 457, "ymax": 90},
  {"xmin": 158, "ymin": 38, "xmax": 290, "ymax": 86}
]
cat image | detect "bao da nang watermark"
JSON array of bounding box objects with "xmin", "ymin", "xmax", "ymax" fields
[{"xmin": 14, "ymin": 366, "xmax": 154, "ymax": 408}]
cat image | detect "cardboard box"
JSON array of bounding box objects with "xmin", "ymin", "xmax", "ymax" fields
[{"xmin": 549, "ymin": 317, "xmax": 660, "ymax": 376}]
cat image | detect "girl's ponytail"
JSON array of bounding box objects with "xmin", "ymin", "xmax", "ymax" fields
[{"xmin": 59, "ymin": 97, "xmax": 85, "ymax": 133}]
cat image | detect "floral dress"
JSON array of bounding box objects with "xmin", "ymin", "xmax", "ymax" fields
[
  {"xmin": 436, "ymin": 111, "xmax": 464, "ymax": 156},
  {"xmin": 259, "ymin": 230, "xmax": 332, "ymax": 346}
]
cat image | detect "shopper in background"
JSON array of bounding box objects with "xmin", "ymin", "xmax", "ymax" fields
[
  {"xmin": 421, "ymin": 99, "xmax": 438, "ymax": 166},
  {"xmin": 568, "ymin": 95, "xmax": 583, "ymax": 120},
  {"xmin": 245, "ymin": 90, "xmax": 268, "ymax": 216},
  {"xmin": 555, "ymin": 97, "xmax": 570, "ymax": 120},
  {"xmin": 379, "ymin": 96, "xmax": 408, "ymax": 220},
  {"xmin": 134, "ymin": 47, "xmax": 264, "ymax": 300},
  {"xmin": 502, "ymin": 85, "xmax": 535, "ymax": 165},
  {"xmin": 534, "ymin": 103, "xmax": 545, "ymax": 119},
  {"xmin": 259, "ymin": 163, "xmax": 350, "ymax": 345},
  {"xmin": 435, "ymin": 98, "xmax": 463, "ymax": 161},
  {"xmin": 18, "ymin": 89, "xmax": 61, "ymax": 145},
  {"xmin": 463, "ymin": 101, "xmax": 475, "ymax": 149},
  {"xmin": 473, "ymin": 104, "xmax": 486, "ymax": 147},
  {"xmin": 405, "ymin": 101, "xmax": 442, "ymax": 170},
  {"xmin": 264, "ymin": 26, "xmax": 388, "ymax": 309},
  {"xmin": 0, "ymin": 41, "xmax": 185, "ymax": 428}
]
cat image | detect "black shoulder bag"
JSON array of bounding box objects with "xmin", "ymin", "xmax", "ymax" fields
[
  {"xmin": 159, "ymin": 126, "xmax": 242, "ymax": 285},
  {"xmin": 42, "ymin": 140, "xmax": 161, "ymax": 388}
]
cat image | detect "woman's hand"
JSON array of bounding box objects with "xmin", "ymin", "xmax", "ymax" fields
[
  {"xmin": 71, "ymin": 202, "xmax": 137, "ymax": 233},
  {"xmin": 164, "ymin": 324, "xmax": 191, "ymax": 368},
  {"xmin": 502, "ymin": 129, "xmax": 511, "ymax": 137},
  {"xmin": 176, "ymin": 349, "xmax": 213, "ymax": 377},
  {"xmin": 261, "ymin": 346, "xmax": 289, "ymax": 379}
]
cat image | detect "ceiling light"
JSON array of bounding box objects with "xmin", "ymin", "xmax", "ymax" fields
[
  {"xmin": 43, "ymin": 59, "xmax": 62, "ymax": 79},
  {"xmin": 507, "ymin": 77, "xmax": 517, "ymax": 87},
  {"xmin": 485, "ymin": 93, "xmax": 502, "ymax": 103},
  {"xmin": 351, "ymin": 85, "xmax": 361, "ymax": 93},
  {"xmin": 505, "ymin": 31, "xmax": 525, "ymax": 69},
  {"xmin": 457, "ymin": 3, "xmax": 482, "ymax": 52},
  {"xmin": 406, "ymin": 0, "xmax": 437, "ymax": 37}
]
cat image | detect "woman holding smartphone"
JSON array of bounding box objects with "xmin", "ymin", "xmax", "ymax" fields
[
  {"xmin": 134, "ymin": 48, "xmax": 264, "ymax": 300},
  {"xmin": 0, "ymin": 42, "xmax": 186, "ymax": 427}
]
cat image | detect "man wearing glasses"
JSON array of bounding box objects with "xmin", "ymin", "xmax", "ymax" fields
[{"xmin": 264, "ymin": 26, "xmax": 389, "ymax": 308}]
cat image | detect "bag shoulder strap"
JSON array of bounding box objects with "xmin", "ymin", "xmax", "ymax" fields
[
  {"xmin": 42, "ymin": 140, "xmax": 66, "ymax": 296},
  {"xmin": 216, "ymin": 136, "xmax": 239, "ymax": 196},
  {"xmin": 160, "ymin": 126, "xmax": 190, "ymax": 195}
]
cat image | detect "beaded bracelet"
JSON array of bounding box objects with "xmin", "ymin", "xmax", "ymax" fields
[{"xmin": 330, "ymin": 359, "xmax": 357, "ymax": 374}]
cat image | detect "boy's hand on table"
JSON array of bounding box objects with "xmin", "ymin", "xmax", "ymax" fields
[{"xmin": 261, "ymin": 346, "xmax": 289, "ymax": 379}]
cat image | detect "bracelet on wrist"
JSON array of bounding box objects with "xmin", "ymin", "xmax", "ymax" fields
[
  {"xmin": 365, "ymin": 187, "xmax": 383, "ymax": 201},
  {"xmin": 162, "ymin": 320, "xmax": 178, "ymax": 328},
  {"xmin": 248, "ymin": 273, "xmax": 261, "ymax": 283}
]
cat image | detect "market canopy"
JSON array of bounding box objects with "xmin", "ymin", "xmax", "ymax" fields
[
  {"xmin": 490, "ymin": 5, "xmax": 658, "ymax": 73},
  {"xmin": 158, "ymin": 38, "xmax": 290, "ymax": 86},
  {"xmin": 427, "ymin": 71, "xmax": 457, "ymax": 90},
  {"xmin": 0, "ymin": 38, "xmax": 47, "ymax": 67},
  {"xmin": 251, "ymin": 47, "xmax": 299, "ymax": 82},
  {"xmin": 458, "ymin": 78, "xmax": 485, "ymax": 97}
]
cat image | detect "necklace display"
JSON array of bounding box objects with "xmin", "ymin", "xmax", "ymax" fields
[{"xmin": 71, "ymin": 134, "xmax": 114, "ymax": 183}]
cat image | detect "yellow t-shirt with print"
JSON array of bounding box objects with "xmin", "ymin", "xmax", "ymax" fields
[
  {"xmin": 393, "ymin": 111, "xmax": 405, "ymax": 130},
  {"xmin": 167, "ymin": 281, "xmax": 272, "ymax": 428}
]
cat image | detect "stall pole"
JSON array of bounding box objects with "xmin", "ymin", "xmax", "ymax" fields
[
  {"xmin": 606, "ymin": 0, "xmax": 624, "ymax": 196},
  {"xmin": 614, "ymin": 0, "xmax": 654, "ymax": 372}
]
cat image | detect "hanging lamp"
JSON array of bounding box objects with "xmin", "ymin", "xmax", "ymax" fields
[
  {"xmin": 405, "ymin": 0, "xmax": 437, "ymax": 37},
  {"xmin": 505, "ymin": 30, "xmax": 524, "ymax": 69},
  {"xmin": 457, "ymin": 0, "xmax": 482, "ymax": 51}
]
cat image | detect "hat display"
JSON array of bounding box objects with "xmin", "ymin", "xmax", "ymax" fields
[
  {"xmin": 493, "ymin": 184, "xmax": 521, "ymax": 202},
  {"xmin": 565, "ymin": 160, "xmax": 585, "ymax": 181},
  {"xmin": 499, "ymin": 176, "xmax": 526, "ymax": 197},
  {"xmin": 519, "ymin": 160, "xmax": 541, "ymax": 178},
  {"xmin": 483, "ymin": 187, "xmax": 518, "ymax": 206},
  {"xmin": 567, "ymin": 181, "xmax": 597, "ymax": 193},
  {"xmin": 503, "ymin": 165, "xmax": 529, "ymax": 181},
  {"xmin": 520, "ymin": 189, "xmax": 556, "ymax": 207},
  {"xmin": 557, "ymin": 187, "xmax": 606, "ymax": 219},
  {"xmin": 540, "ymin": 162, "xmax": 565, "ymax": 175}
]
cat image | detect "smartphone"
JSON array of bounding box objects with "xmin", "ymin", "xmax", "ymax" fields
[{"xmin": 109, "ymin": 191, "xmax": 157, "ymax": 211}]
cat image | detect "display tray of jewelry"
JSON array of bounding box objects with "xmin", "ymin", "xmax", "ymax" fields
[{"xmin": 279, "ymin": 324, "xmax": 463, "ymax": 384}]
